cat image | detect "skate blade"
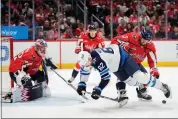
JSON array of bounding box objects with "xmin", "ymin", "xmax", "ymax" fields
[
  {"xmin": 118, "ymin": 99, "xmax": 128, "ymax": 108},
  {"xmin": 138, "ymin": 98, "xmax": 152, "ymax": 102},
  {"xmin": 2, "ymin": 97, "xmax": 13, "ymax": 103}
]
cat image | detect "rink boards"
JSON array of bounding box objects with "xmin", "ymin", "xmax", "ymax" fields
[{"xmin": 1, "ymin": 40, "xmax": 178, "ymax": 71}]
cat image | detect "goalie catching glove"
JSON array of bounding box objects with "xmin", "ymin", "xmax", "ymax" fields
[{"xmin": 14, "ymin": 63, "xmax": 32, "ymax": 88}]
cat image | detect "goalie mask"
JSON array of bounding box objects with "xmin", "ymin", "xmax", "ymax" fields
[
  {"xmin": 78, "ymin": 51, "xmax": 92, "ymax": 67},
  {"xmin": 35, "ymin": 39, "xmax": 47, "ymax": 57}
]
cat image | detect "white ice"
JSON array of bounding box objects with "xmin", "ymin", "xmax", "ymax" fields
[{"xmin": 2, "ymin": 67, "xmax": 178, "ymax": 118}]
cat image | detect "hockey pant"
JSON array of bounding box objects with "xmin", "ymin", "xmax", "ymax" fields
[
  {"xmin": 80, "ymin": 67, "xmax": 92, "ymax": 82},
  {"xmin": 114, "ymin": 54, "xmax": 163, "ymax": 90},
  {"xmin": 116, "ymin": 63, "xmax": 147, "ymax": 90}
]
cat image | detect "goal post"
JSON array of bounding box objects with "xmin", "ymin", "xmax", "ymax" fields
[{"xmin": 1, "ymin": 36, "xmax": 14, "ymax": 93}]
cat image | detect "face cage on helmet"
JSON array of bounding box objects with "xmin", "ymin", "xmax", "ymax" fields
[{"xmin": 36, "ymin": 45, "xmax": 47, "ymax": 55}]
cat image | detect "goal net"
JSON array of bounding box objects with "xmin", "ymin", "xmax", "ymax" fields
[{"xmin": 1, "ymin": 36, "xmax": 14, "ymax": 94}]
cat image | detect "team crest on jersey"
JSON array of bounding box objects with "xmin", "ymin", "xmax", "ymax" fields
[
  {"xmin": 31, "ymin": 55, "xmax": 36, "ymax": 59},
  {"xmin": 132, "ymin": 34, "xmax": 136, "ymax": 39}
]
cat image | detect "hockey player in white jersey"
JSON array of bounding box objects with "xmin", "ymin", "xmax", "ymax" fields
[{"xmin": 76, "ymin": 44, "xmax": 171, "ymax": 106}]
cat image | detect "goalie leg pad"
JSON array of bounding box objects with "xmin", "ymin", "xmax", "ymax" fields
[
  {"xmin": 42, "ymin": 81, "xmax": 51, "ymax": 97},
  {"xmin": 11, "ymin": 83, "xmax": 43, "ymax": 103}
]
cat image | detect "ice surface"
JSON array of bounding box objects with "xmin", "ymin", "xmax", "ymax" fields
[{"xmin": 2, "ymin": 67, "xmax": 178, "ymax": 118}]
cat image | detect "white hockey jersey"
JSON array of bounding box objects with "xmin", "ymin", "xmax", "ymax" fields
[{"xmin": 90, "ymin": 44, "xmax": 126, "ymax": 90}]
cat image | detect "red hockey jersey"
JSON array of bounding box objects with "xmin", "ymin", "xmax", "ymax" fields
[
  {"xmin": 111, "ymin": 32, "xmax": 157, "ymax": 69},
  {"xmin": 9, "ymin": 46, "xmax": 43, "ymax": 75},
  {"xmin": 74, "ymin": 31, "xmax": 105, "ymax": 70},
  {"xmin": 75, "ymin": 31, "xmax": 105, "ymax": 53}
]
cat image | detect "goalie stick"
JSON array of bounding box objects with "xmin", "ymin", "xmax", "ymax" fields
[{"xmin": 50, "ymin": 68, "xmax": 88, "ymax": 100}]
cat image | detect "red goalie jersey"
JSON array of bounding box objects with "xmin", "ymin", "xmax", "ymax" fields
[
  {"xmin": 75, "ymin": 31, "xmax": 105, "ymax": 53},
  {"xmin": 9, "ymin": 46, "xmax": 43, "ymax": 75},
  {"xmin": 111, "ymin": 32, "xmax": 157, "ymax": 69}
]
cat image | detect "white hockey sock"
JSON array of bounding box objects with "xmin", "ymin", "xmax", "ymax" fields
[
  {"xmin": 128, "ymin": 70, "xmax": 163, "ymax": 90},
  {"xmin": 146, "ymin": 76, "xmax": 163, "ymax": 89}
]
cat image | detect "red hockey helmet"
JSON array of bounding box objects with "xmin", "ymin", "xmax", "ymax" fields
[{"xmin": 35, "ymin": 39, "xmax": 47, "ymax": 57}]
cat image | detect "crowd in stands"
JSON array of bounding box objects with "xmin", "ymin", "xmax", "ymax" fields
[
  {"xmin": 89, "ymin": 0, "xmax": 178, "ymax": 39},
  {"xmin": 1, "ymin": 0, "xmax": 178, "ymax": 40}
]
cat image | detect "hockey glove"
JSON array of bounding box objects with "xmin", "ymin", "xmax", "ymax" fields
[
  {"xmin": 21, "ymin": 74, "xmax": 32, "ymax": 88},
  {"xmin": 75, "ymin": 39, "xmax": 83, "ymax": 54},
  {"xmin": 91, "ymin": 86, "xmax": 102, "ymax": 100},
  {"xmin": 15, "ymin": 70, "xmax": 31, "ymax": 88},
  {"xmin": 122, "ymin": 43, "xmax": 132, "ymax": 53},
  {"xmin": 150, "ymin": 68, "xmax": 160, "ymax": 79},
  {"xmin": 118, "ymin": 40, "xmax": 132, "ymax": 53},
  {"xmin": 77, "ymin": 82, "xmax": 86, "ymax": 95},
  {"xmin": 45, "ymin": 58, "xmax": 58, "ymax": 70},
  {"xmin": 75, "ymin": 47, "xmax": 82, "ymax": 54}
]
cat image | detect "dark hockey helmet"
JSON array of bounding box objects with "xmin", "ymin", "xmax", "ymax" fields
[
  {"xmin": 141, "ymin": 28, "xmax": 153, "ymax": 41},
  {"xmin": 88, "ymin": 24, "xmax": 96, "ymax": 31}
]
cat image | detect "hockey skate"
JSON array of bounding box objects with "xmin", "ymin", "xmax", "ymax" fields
[
  {"xmin": 117, "ymin": 89, "xmax": 129, "ymax": 108},
  {"xmin": 136, "ymin": 85, "xmax": 152, "ymax": 101},
  {"xmin": 161, "ymin": 83, "xmax": 172, "ymax": 99},
  {"xmin": 2, "ymin": 92, "xmax": 13, "ymax": 103}
]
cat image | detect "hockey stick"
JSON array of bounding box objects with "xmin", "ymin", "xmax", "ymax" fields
[
  {"xmin": 86, "ymin": 91, "xmax": 128, "ymax": 107},
  {"xmin": 86, "ymin": 91, "xmax": 118, "ymax": 102},
  {"xmin": 51, "ymin": 69, "xmax": 88, "ymax": 100}
]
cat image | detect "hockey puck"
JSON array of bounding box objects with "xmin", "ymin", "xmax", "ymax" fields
[{"xmin": 162, "ymin": 100, "xmax": 166, "ymax": 104}]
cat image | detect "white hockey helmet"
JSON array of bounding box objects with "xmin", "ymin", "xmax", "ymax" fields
[{"xmin": 77, "ymin": 51, "xmax": 92, "ymax": 66}]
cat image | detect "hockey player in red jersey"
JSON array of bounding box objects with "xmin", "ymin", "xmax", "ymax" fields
[
  {"xmin": 111, "ymin": 28, "xmax": 159, "ymax": 100},
  {"xmin": 3, "ymin": 39, "xmax": 57, "ymax": 103},
  {"xmin": 68, "ymin": 24, "xmax": 105, "ymax": 94}
]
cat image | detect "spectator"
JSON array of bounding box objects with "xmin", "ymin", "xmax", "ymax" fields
[
  {"xmin": 169, "ymin": 24, "xmax": 178, "ymax": 39},
  {"xmin": 126, "ymin": 22, "xmax": 134, "ymax": 33},
  {"xmin": 75, "ymin": 23, "xmax": 84, "ymax": 37},
  {"xmin": 47, "ymin": 22, "xmax": 58, "ymax": 40},
  {"xmin": 155, "ymin": 4, "xmax": 164, "ymax": 17},
  {"xmin": 22, "ymin": 3, "xmax": 33, "ymax": 19},
  {"xmin": 129, "ymin": 10, "xmax": 138, "ymax": 23},
  {"xmin": 146, "ymin": 5, "xmax": 155, "ymax": 18},
  {"xmin": 116, "ymin": 18, "xmax": 127, "ymax": 35},
  {"xmin": 155, "ymin": 25, "xmax": 166, "ymax": 39},
  {"xmin": 43, "ymin": 20, "xmax": 51, "ymax": 31},
  {"xmin": 139, "ymin": 12, "xmax": 150, "ymax": 26},
  {"xmin": 62, "ymin": 27, "xmax": 74, "ymax": 39},
  {"xmin": 36, "ymin": 14, "xmax": 44, "ymax": 26}
]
